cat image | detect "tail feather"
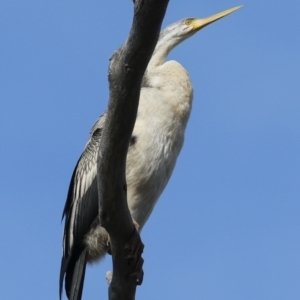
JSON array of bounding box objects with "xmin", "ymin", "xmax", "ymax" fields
[
  {"xmin": 59, "ymin": 255, "xmax": 70, "ymax": 299},
  {"xmin": 60, "ymin": 248, "xmax": 87, "ymax": 300}
]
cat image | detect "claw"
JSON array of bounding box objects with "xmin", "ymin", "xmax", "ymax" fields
[
  {"xmin": 124, "ymin": 227, "xmax": 144, "ymax": 285},
  {"xmin": 106, "ymin": 271, "xmax": 113, "ymax": 285}
]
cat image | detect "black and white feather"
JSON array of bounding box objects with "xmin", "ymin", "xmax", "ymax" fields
[
  {"xmin": 60, "ymin": 115, "xmax": 108, "ymax": 300},
  {"xmin": 59, "ymin": 18, "xmax": 196, "ymax": 299},
  {"xmin": 60, "ymin": 14, "xmax": 239, "ymax": 299}
]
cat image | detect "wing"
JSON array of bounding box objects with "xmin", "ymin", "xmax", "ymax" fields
[
  {"xmin": 62, "ymin": 131, "xmax": 100, "ymax": 255},
  {"xmin": 60, "ymin": 113, "xmax": 106, "ymax": 299}
]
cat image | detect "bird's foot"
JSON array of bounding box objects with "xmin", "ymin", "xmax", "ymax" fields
[
  {"xmin": 124, "ymin": 227, "xmax": 144, "ymax": 285},
  {"xmin": 106, "ymin": 218, "xmax": 140, "ymax": 256},
  {"xmin": 105, "ymin": 227, "xmax": 144, "ymax": 286},
  {"xmin": 106, "ymin": 271, "xmax": 113, "ymax": 285}
]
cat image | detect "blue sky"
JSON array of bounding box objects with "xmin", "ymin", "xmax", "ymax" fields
[{"xmin": 1, "ymin": 1, "xmax": 299, "ymax": 299}]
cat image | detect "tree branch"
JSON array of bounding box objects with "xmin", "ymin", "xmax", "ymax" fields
[{"xmin": 96, "ymin": 1, "xmax": 169, "ymax": 299}]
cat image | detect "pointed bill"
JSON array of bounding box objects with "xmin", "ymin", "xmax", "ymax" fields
[{"xmin": 190, "ymin": 5, "xmax": 243, "ymax": 32}]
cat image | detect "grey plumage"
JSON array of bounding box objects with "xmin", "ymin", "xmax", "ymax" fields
[{"xmin": 60, "ymin": 6, "xmax": 242, "ymax": 300}]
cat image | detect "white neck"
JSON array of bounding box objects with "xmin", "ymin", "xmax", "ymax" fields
[{"xmin": 147, "ymin": 34, "xmax": 183, "ymax": 69}]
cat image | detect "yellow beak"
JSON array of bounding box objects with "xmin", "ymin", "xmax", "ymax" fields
[{"xmin": 191, "ymin": 5, "xmax": 243, "ymax": 32}]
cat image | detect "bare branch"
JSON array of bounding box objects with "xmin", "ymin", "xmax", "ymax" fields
[{"xmin": 96, "ymin": 0, "xmax": 169, "ymax": 299}]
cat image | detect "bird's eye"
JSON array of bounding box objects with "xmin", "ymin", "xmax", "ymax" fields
[{"xmin": 185, "ymin": 19, "xmax": 193, "ymax": 25}]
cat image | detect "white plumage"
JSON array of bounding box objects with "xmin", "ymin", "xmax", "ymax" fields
[{"xmin": 60, "ymin": 5, "xmax": 242, "ymax": 300}]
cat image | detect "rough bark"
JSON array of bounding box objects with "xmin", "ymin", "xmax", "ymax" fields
[{"xmin": 96, "ymin": 1, "xmax": 169, "ymax": 300}]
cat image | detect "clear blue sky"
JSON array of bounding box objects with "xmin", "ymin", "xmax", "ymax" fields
[{"xmin": 1, "ymin": 1, "xmax": 299, "ymax": 299}]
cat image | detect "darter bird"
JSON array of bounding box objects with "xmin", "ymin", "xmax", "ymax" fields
[{"xmin": 60, "ymin": 5, "xmax": 242, "ymax": 300}]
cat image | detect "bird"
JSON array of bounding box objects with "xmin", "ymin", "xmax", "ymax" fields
[{"xmin": 60, "ymin": 5, "xmax": 242, "ymax": 300}]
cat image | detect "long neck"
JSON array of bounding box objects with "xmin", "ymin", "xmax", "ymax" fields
[{"xmin": 147, "ymin": 34, "xmax": 182, "ymax": 70}]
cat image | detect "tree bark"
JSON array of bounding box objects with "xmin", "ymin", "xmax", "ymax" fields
[{"xmin": 96, "ymin": 1, "xmax": 169, "ymax": 299}]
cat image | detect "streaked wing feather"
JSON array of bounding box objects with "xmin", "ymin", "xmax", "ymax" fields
[{"xmin": 62, "ymin": 113, "xmax": 107, "ymax": 256}]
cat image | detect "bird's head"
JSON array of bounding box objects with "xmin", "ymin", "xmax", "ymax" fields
[{"xmin": 149, "ymin": 5, "xmax": 243, "ymax": 67}]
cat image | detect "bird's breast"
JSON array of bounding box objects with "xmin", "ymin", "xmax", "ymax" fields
[{"xmin": 125, "ymin": 73, "xmax": 192, "ymax": 228}]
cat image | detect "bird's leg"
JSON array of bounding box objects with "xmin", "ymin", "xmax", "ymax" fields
[
  {"xmin": 124, "ymin": 222, "xmax": 144, "ymax": 285},
  {"xmin": 106, "ymin": 217, "xmax": 140, "ymax": 255},
  {"xmin": 106, "ymin": 218, "xmax": 144, "ymax": 285}
]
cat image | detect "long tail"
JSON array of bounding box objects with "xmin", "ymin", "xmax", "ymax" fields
[{"xmin": 60, "ymin": 248, "xmax": 87, "ymax": 300}]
